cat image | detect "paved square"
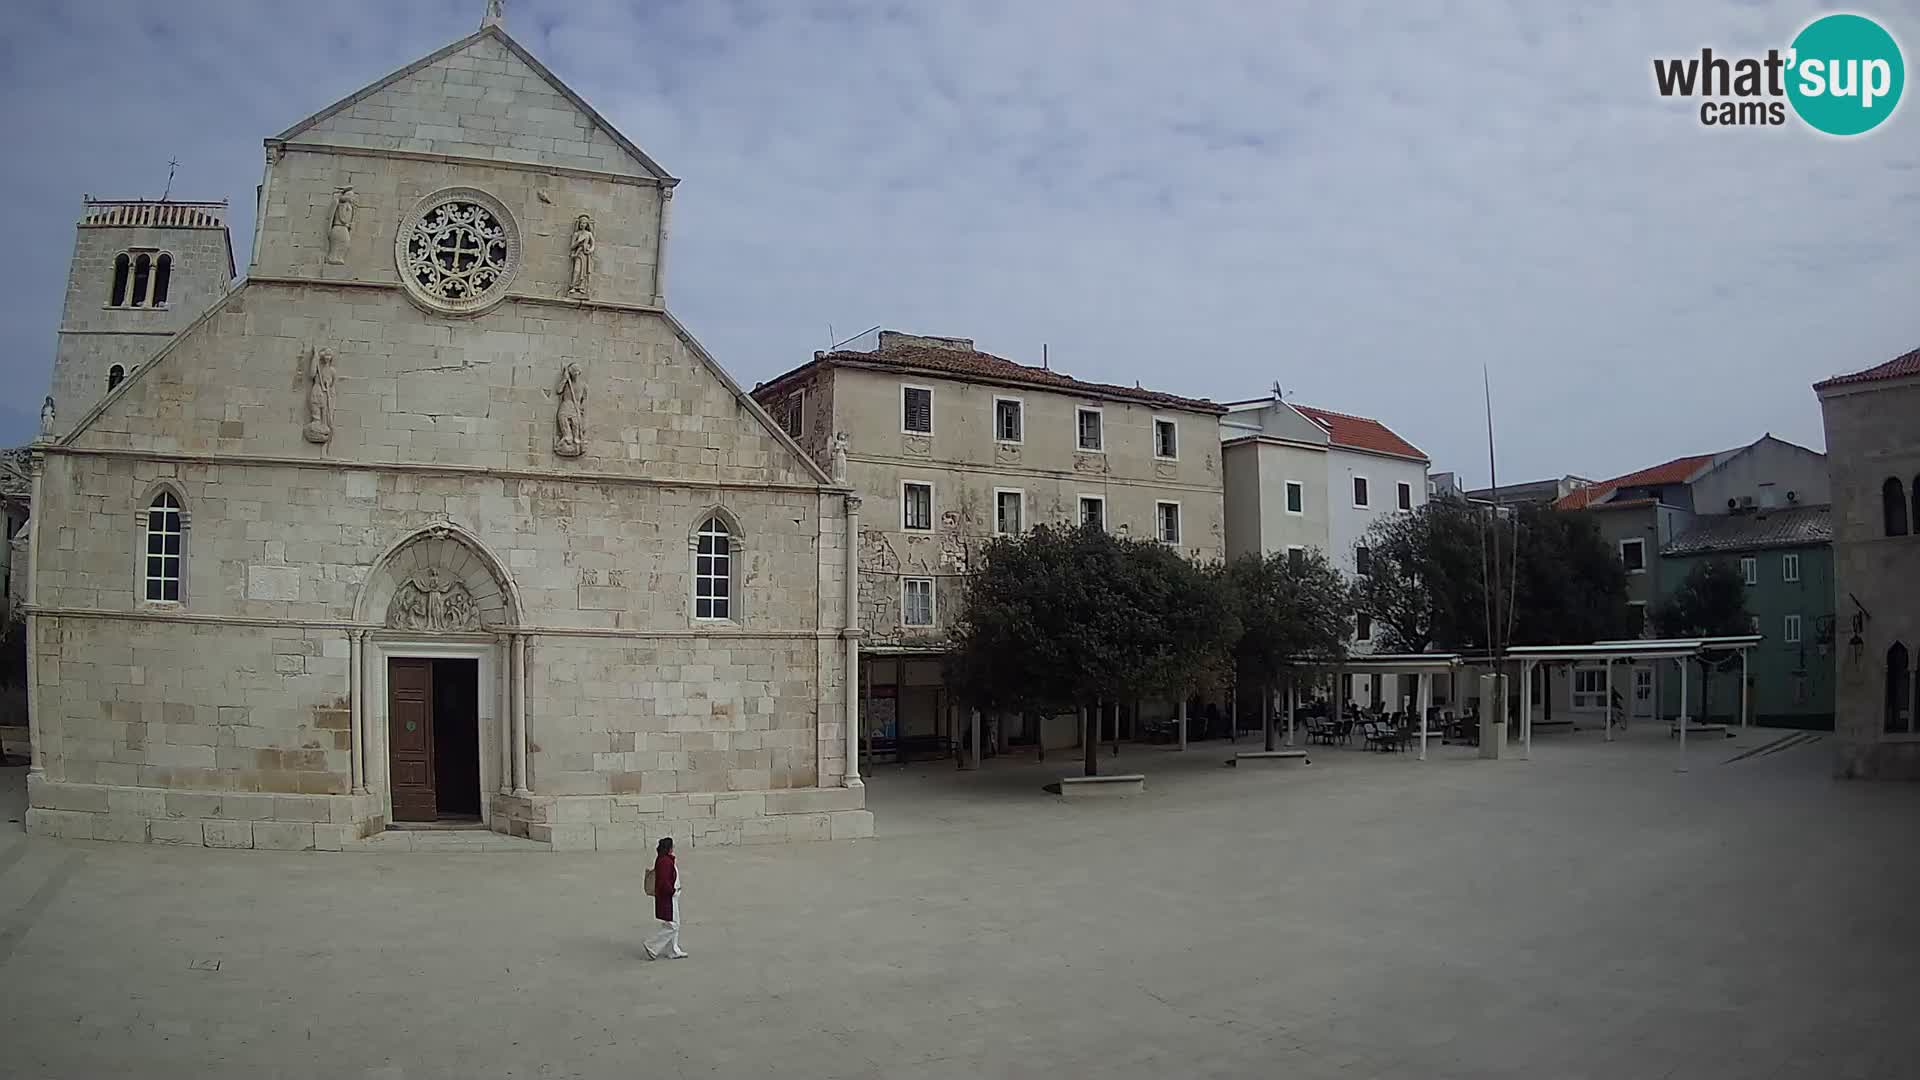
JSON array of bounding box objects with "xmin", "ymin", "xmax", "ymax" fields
[{"xmin": 2, "ymin": 726, "xmax": 1917, "ymax": 1078}]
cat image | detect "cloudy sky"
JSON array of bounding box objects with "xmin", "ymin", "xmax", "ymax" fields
[{"xmin": 2, "ymin": 0, "xmax": 1915, "ymax": 483}]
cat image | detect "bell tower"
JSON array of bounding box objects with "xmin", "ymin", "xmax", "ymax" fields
[{"xmin": 45, "ymin": 196, "xmax": 235, "ymax": 435}]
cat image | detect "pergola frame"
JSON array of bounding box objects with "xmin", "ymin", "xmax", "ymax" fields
[
  {"xmin": 1283, "ymin": 654, "xmax": 1462, "ymax": 760},
  {"xmin": 1505, "ymin": 635, "xmax": 1763, "ymax": 770}
]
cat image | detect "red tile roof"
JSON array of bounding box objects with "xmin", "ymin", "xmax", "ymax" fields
[
  {"xmin": 1552, "ymin": 453, "xmax": 1721, "ymax": 509},
  {"xmin": 785, "ymin": 343, "xmax": 1227, "ymax": 413},
  {"xmin": 1814, "ymin": 345, "xmax": 1920, "ymax": 391},
  {"xmin": 1288, "ymin": 404, "xmax": 1427, "ymax": 462}
]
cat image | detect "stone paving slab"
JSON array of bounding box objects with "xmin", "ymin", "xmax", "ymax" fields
[{"xmin": 0, "ymin": 726, "xmax": 1916, "ymax": 1079}]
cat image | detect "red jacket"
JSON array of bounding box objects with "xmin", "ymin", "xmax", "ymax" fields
[{"xmin": 653, "ymin": 853, "xmax": 677, "ymax": 921}]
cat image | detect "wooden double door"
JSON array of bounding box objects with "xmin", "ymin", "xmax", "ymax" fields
[{"xmin": 388, "ymin": 657, "xmax": 482, "ymax": 822}]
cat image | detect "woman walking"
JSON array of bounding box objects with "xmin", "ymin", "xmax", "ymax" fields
[{"xmin": 644, "ymin": 837, "xmax": 688, "ymax": 960}]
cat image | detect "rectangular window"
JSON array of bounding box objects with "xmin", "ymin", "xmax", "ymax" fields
[
  {"xmin": 901, "ymin": 385, "xmax": 933, "ymax": 434},
  {"xmin": 1355, "ymin": 611, "xmax": 1372, "ymax": 641},
  {"xmin": 1741, "ymin": 557, "xmax": 1758, "ymax": 585},
  {"xmin": 1784, "ymin": 614, "xmax": 1802, "ymax": 644},
  {"xmin": 1629, "ymin": 600, "xmax": 1648, "ymax": 634},
  {"xmin": 994, "ymin": 397, "xmax": 1023, "ymax": 443},
  {"xmin": 1352, "ymin": 476, "xmax": 1369, "ymax": 507},
  {"xmin": 995, "ymin": 489, "xmax": 1024, "ymax": 536},
  {"xmin": 1079, "ymin": 495, "xmax": 1105, "ymax": 531},
  {"xmin": 1620, "ymin": 539, "xmax": 1646, "ymax": 573},
  {"xmin": 780, "ymin": 390, "xmax": 804, "ymax": 438},
  {"xmin": 1076, "ymin": 407, "xmax": 1104, "ymax": 452},
  {"xmin": 1782, "ymin": 553, "xmax": 1801, "ymax": 582},
  {"xmin": 1156, "ymin": 501, "xmax": 1181, "ymax": 544},
  {"xmin": 1397, "ymin": 482, "xmax": 1412, "ymax": 511},
  {"xmin": 1355, "ymin": 545, "xmax": 1372, "ymax": 576},
  {"xmin": 902, "ymin": 578, "xmax": 935, "ymax": 627},
  {"xmin": 1573, "ymin": 668, "xmax": 1607, "ymax": 710},
  {"xmin": 902, "ymin": 481, "xmax": 933, "ymax": 531},
  {"xmin": 1287, "ymin": 546, "xmax": 1306, "ymax": 573},
  {"xmin": 1285, "ymin": 481, "xmax": 1304, "ymax": 514},
  {"xmin": 1153, "ymin": 418, "xmax": 1178, "ymax": 460}
]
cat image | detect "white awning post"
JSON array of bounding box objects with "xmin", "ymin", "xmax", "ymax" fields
[
  {"xmin": 1418, "ymin": 670, "xmax": 1430, "ymax": 761},
  {"xmin": 1740, "ymin": 649, "xmax": 1749, "ymax": 729},
  {"xmin": 1677, "ymin": 658, "xmax": 1690, "ymax": 773},
  {"xmin": 1521, "ymin": 660, "xmax": 1533, "ymax": 760},
  {"xmin": 1604, "ymin": 657, "xmax": 1613, "ymax": 743},
  {"xmin": 1285, "ymin": 677, "xmax": 1296, "ymax": 747}
]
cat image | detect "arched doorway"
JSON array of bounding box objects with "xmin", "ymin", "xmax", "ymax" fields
[{"xmin": 353, "ymin": 523, "xmax": 524, "ymax": 825}]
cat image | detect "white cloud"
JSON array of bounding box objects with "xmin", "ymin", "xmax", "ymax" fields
[{"xmin": 2, "ymin": 0, "xmax": 1913, "ymax": 478}]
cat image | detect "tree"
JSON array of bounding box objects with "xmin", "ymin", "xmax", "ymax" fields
[
  {"xmin": 1653, "ymin": 558, "xmax": 1751, "ymax": 721},
  {"xmin": 947, "ymin": 525, "xmax": 1237, "ymax": 776},
  {"xmin": 1229, "ymin": 549, "xmax": 1352, "ymax": 750},
  {"xmin": 1511, "ymin": 507, "xmax": 1635, "ymax": 646}
]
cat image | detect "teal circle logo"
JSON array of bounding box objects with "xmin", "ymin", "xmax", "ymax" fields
[{"xmin": 1787, "ymin": 14, "xmax": 1905, "ymax": 135}]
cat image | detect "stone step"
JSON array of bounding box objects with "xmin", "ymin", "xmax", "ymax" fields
[{"xmin": 344, "ymin": 829, "xmax": 552, "ymax": 853}]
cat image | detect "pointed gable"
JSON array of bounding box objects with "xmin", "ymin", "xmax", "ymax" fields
[{"xmin": 275, "ymin": 27, "xmax": 673, "ymax": 181}]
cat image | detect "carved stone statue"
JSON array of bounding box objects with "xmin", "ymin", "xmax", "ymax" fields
[
  {"xmin": 553, "ymin": 361, "xmax": 587, "ymax": 457},
  {"xmin": 829, "ymin": 431, "xmax": 850, "ymax": 483},
  {"xmin": 387, "ymin": 567, "xmax": 482, "ymax": 633},
  {"xmin": 567, "ymin": 214, "xmax": 595, "ymax": 298},
  {"xmin": 303, "ymin": 346, "xmax": 336, "ymax": 444},
  {"xmin": 324, "ymin": 187, "xmax": 356, "ymax": 266},
  {"xmin": 39, "ymin": 396, "xmax": 54, "ymax": 437}
]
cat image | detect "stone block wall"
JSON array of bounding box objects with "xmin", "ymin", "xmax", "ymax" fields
[{"xmin": 1821, "ymin": 376, "xmax": 1920, "ymax": 778}]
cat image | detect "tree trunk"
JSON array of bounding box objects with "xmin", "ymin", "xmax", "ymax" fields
[
  {"xmin": 1083, "ymin": 703, "xmax": 1099, "ymax": 777},
  {"xmin": 1543, "ymin": 664, "xmax": 1554, "ymax": 723},
  {"xmin": 1262, "ymin": 680, "xmax": 1276, "ymax": 751},
  {"xmin": 1031, "ymin": 710, "xmax": 1043, "ymax": 763}
]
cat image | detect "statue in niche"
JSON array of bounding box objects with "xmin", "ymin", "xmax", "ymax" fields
[
  {"xmin": 303, "ymin": 345, "xmax": 336, "ymax": 444},
  {"xmin": 387, "ymin": 567, "xmax": 482, "ymax": 633},
  {"xmin": 567, "ymin": 214, "xmax": 595, "ymax": 298},
  {"xmin": 829, "ymin": 431, "xmax": 850, "ymax": 483},
  {"xmin": 39, "ymin": 396, "xmax": 55, "ymax": 437},
  {"xmin": 324, "ymin": 186, "xmax": 356, "ymax": 266},
  {"xmin": 554, "ymin": 361, "xmax": 587, "ymax": 457}
]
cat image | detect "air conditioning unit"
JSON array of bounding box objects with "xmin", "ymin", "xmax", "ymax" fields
[
  {"xmin": 1787, "ymin": 490, "xmax": 1799, "ymax": 503},
  {"xmin": 1737, "ymin": 495, "xmax": 1755, "ymax": 508}
]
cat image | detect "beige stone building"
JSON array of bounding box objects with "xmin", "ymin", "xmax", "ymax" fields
[
  {"xmin": 1816, "ymin": 346, "xmax": 1920, "ymax": 779},
  {"xmin": 22, "ymin": 14, "xmax": 869, "ymax": 849},
  {"xmin": 753, "ymin": 331, "xmax": 1226, "ymax": 757}
]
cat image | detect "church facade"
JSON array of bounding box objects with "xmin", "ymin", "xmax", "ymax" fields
[{"xmin": 23, "ymin": 19, "xmax": 868, "ymax": 849}]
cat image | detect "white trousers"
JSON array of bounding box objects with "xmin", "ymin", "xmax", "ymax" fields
[{"xmin": 644, "ymin": 895, "xmax": 683, "ymax": 957}]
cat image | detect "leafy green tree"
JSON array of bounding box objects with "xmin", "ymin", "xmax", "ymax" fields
[
  {"xmin": 1229, "ymin": 549, "xmax": 1352, "ymax": 750},
  {"xmin": 947, "ymin": 525, "xmax": 1238, "ymax": 776},
  {"xmin": 1653, "ymin": 558, "xmax": 1751, "ymax": 721},
  {"xmin": 1511, "ymin": 507, "xmax": 1635, "ymax": 646}
]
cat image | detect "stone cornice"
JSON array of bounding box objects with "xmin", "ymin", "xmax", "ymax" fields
[
  {"xmin": 271, "ymin": 140, "xmax": 673, "ymax": 189},
  {"xmin": 846, "ymin": 452, "xmax": 1224, "ymax": 497},
  {"xmin": 243, "ymin": 274, "xmax": 668, "ymax": 317},
  {"xmin": 48, "ymin": 445, "xmax": 832, "ymax": 495},
  {"xmin": 26, "ymin": 605, "xmax": 838, "ymax": 640}
]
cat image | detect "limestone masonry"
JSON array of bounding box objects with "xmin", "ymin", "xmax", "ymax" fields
[{"xmin": 23, "ymin": 22, "xmax": 869, "ymax": 850}]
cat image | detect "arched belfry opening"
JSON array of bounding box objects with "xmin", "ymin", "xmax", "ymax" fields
[{"xmin": 351, "ymin": 524, "xmax": 527, "ymax": 826}]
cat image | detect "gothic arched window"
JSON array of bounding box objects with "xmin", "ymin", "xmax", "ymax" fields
[
  {"xmin": 693, "ymin": 515, "xmax": 736, "ymax": 621},
  {"xmin": 110, "ymin": 253, "xmax": 131, "ymax": 306},
  {"xmin": 152, "ymin": 253, "xmax": 172, "ymax": 305},
  {"xmin": 1884, "ymin": 477, "xmax": 1910, "ymax": 537},
  {"xmin": 1888, "ymin": 642, "xmax": 1912, "ymax": 735},
  {"xmin": 129, "ymin": 253, "xmax": 152, "ymax": 308},
  {"xmin": 143, "ymin": 490, "xmax": 185, "ymax": 602}
]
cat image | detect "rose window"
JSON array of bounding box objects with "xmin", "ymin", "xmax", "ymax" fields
[{"xmin": 394, "ymin": 188, "xmax": 520, "ymax": 316}]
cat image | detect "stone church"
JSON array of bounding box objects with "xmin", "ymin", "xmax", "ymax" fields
[{"xmin": 23, "ymin": 10, "xmax": 869, "ymax": 849}]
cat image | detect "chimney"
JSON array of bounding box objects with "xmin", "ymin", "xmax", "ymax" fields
[{"xmin": 876, "ymin": 330, "xmax": 974, "ymax": 353}]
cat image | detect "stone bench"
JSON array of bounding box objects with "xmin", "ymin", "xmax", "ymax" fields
[
  {"xmin": 1230, "ymin": 750, "xmax": 1310, "ymax": 767},
  {"xmin": 1669, "ymin": 723, "xmax": 1733, "ymax": 739},
  {"xmin": 1058, "ymin": 774, "xmax": 1146, "ymax": 798}
]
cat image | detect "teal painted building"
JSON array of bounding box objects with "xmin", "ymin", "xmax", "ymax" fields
[{"xmin": 1658, "ymin": 505, "xmax": 1834, "ymax": 728}]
